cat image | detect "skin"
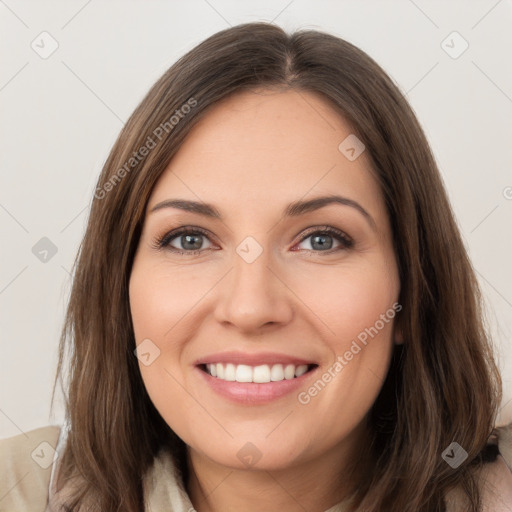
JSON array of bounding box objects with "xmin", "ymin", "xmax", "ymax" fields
[{"xmin": 129, "ymin": 88, "xmax": 401, "ymax": 512}]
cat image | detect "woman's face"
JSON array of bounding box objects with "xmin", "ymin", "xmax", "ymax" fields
[{"xmin": 129, "ymin": 88, "xmax": 401, "ymax": 471}]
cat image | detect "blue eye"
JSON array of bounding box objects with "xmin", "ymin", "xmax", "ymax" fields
[
  {"xmin": 153, "ymin": 225, "xmax": 353, "ymax": 255},
  {"xmin": 295, "ymin": 228, "xmax": 353, "ymax": 252},
  {"xmin": 156, "ymin": 227, "xmax": 212, "ymax": 255}
]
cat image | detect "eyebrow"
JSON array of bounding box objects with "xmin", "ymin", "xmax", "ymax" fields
[{"xmin": 150, "ymin": 195, "xmax": 377, "ymax": 230}]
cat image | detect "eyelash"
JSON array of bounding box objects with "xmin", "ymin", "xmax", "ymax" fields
[{"xmin": 151, "ymin": 225, "xmax": 354, "ymax": 256}]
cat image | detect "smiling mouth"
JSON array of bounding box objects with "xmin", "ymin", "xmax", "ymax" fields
[{"xmin": 199, "ymin": 363, "xmax": 318, "ymax": 383}]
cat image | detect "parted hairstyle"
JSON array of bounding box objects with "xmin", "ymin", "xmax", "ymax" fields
[{"xmin": 53, "ymin": 21, "xmax": 502, "ymax": 512}]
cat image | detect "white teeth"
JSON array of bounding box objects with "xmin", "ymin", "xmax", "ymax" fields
[
  {"xmin": 253, "ymin": 365, "xmax": 271, "ymax": 383},
  {"xmin": 235, "ymin": 364, "xmax": 253, "ymax": 383},
  {"xmin": 284, "ymin": 364, "xmax": 295, "ymax": 380},
  {"xmin": 295, "ymin": 364, "xmax": 308, "ymax": 377},
  {"xmin": 205, "ymin": 363, "xmax": 312, "ymax": 383},
  {"xmin": 270, "ymin": 364, "xmax": 284, "ymax": 381},
  {"xmin": 224, "ymin": 363, "xmax": 236, "ymax": 381}
]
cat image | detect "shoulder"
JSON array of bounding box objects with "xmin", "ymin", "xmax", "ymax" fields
[
  {"xmin": 446, "ymin": 423, "xmax": 512, "ymax": 511},
  {"xmin": 0, "ymin": 425, "xmax": 61, "ymax": 512}
]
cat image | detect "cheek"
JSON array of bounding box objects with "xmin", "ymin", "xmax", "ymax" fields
[
  {"xmin": 129, "ymin": 261, "xmax": 202, "ymax": 343},
  {"xmin": 129, "ymin": 263, "xmax": 184, "ymax": 386},
  {"xmin": 294, "ymin": 257, "xmax": 399, "ymax": 346},
  {"xmin": 129, "ymin": 259, "xmax": 207, "ymax": 392},
  {"xmin": 129, "ymin": 263, "xmax": 197, "ymax": 441},
  {"xmin": 294, "ymin": 260, "xmax": 398, "ymax": 410}
]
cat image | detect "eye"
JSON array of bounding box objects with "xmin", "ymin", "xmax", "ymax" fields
[
  {"xmin": 154, "ymin": 226, "xmax": 214, "ymax": 255},
  {"xmin": 294, "ymin": 226, "xmax": 353, "ymax": 253}
]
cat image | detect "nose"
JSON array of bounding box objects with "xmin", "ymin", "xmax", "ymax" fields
[{"xmin": 213, "ymin": 247, "xmax": 294, "ymax": 334}]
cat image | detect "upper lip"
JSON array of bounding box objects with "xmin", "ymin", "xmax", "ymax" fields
[{"xmin": 194, "ymin": 351, "xmax": 317, "ymax": 367}]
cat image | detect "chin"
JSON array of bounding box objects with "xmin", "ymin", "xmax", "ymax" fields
[{"xmin": 203, "ymin": 444, "xmax": 306, "ymax": 472}]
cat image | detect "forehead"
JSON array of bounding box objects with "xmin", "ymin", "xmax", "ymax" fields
[{"xmin": 149, "ymin": 88, "xmax": 385, "ymax": 222}]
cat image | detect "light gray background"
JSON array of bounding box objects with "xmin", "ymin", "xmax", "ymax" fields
[{"xmin": 1, "ymin": 0, "xmax": 511, "ymax": 438}]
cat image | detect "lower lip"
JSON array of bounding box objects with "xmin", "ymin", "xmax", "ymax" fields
[{"xmin": 196, "ymin": 365, "xmax": 317, "ymax": 405}]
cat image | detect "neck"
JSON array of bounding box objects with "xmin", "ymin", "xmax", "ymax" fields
[{"xmin": 185, "ymin": 423, "xmax": 369, "ymax": 512}]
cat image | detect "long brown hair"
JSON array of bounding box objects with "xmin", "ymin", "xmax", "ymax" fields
[{"xmin": 53, "ymin": 22, "xmax": 502, "ymax": 511}]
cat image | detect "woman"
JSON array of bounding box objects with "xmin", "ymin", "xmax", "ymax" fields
[{"xmin": 1, "ymin": 22, "xmax": 511, "ymax": 512}]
